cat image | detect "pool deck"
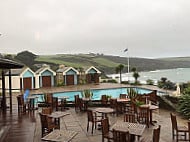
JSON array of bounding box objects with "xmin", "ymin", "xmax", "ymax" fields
[
  {"xmin": 16, "ymin": 83, "xmax": 171, "ymax": 96},
  {"xmin": 1, "ymin": 83, "xmax": 181, "ymax": 142}
]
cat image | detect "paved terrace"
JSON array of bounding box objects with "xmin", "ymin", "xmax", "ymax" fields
[{"xmin": 0, "ymin": 83, "xmax": 186, "ymax": 142}]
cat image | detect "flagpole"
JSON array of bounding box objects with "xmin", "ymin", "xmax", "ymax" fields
[{"xmin": 124, "ymin": 48, "xmax": 130, "ymax": 82}]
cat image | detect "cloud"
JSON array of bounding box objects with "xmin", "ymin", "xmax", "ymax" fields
[{"xmin": 0, "ymin": 0, "xmax": 190, "ymax": 58}]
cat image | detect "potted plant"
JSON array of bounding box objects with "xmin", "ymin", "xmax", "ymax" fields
[
  {"xmin": 127, "ymin": 88, "xmax": 138, "ymax": 100},
  {"xmin": 82, "ymin": 89, "xmax": 93, "ymax": 99}
]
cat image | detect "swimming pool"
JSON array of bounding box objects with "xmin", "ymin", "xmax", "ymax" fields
[{"xmin": 36, "ymin": 87, "xmax": 152, "ymax": 102}]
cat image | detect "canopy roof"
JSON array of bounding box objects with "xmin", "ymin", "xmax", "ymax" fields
[{"xmin": 0, "ymin": 58, "xmax": 24, "ymax": 69}]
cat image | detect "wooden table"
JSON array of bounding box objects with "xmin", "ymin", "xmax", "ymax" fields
[
  {"xmin": 48, "ymin": 111, "xmax": 70, "ymax": 129},
  {"xmin": 111, "ymin": 121, "xmax": 146, "ymax": 142},
  {"xmin": 140, "ymin": 104, "xmax": 159, "ymax": 125},
  {"xmin": 41, "ymin": 129, "xmax": 77, "ymax": 142},
  {"xmin": 116, "ymin": 98, "xmax": 130, "ymax": 103},
  {"xmin": 95, "ymin": 107, "xmax": 114, "ymax": 118}
]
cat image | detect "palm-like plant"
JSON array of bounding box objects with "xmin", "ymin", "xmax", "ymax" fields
[
  {"xmin": 131, "ymin": 67, "xmax": 140, "ymax": 84},
  {"xmin": 115, "ymin": 64, "xmax": 124, "ymax": 83}
]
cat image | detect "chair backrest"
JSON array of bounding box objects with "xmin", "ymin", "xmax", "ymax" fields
[
  {"xmin": 74, "ymin": 95, "xmax": 80, "ymax": 106},
  {"xmin": 101, "ymin": 118, "xmax": 110, "ymax": 136},
  {"xmin": 17, "ymin": 95, "xmax": 24, "ymax": 106},
  {"xmin": 44, "ymin": 93, "xmax": 53, "ymax": 104},
  {"xmin": 110, "ymin": 98, "xmax": 117, "ymax": 108},
  {"xmin": 153, "ymin": 125, "xmax": 161, "ymax": 142},
  {"xmin": 52, "ymin": 97, "xmax": 58, "ymax": 110},
  {"xmin": 39, "ymin": 113, "xmax": 48, "ymax": 128},
  {"xmin": 101, "ymin": 95, "xmax": 108, "ymax": 105},
  {"xmin": 170, "ymin": 113, "xmax": 178, "ymax": 130},
  {"xmin": 42, "ymin": 107, "xmax": 52, "ymax": 115},
  {"xmin": 113, "ymin": 129, "xmax": 130, "ymax": 142},
  {"xmin": 149, "ymin": 90, "xmax": 157, "ymax": 105},
  {"xmin": 124, "ymin": 113, "xmax": 136, "ymax": 123},
  {"xmin": 137, "ymin": 106, "xmax": 149, "ymax": 127},
  {"xmin": 120, "ymin": 94, "xmax": 127, "ymax": 99},
  {"xmin": 87, "ymin": 110, "xmax": 94, "ymax": 122}
]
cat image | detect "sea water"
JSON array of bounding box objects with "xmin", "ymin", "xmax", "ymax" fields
[{"xmin": 107, "ymin": 68, "xmax": 190, "ymax": 84}]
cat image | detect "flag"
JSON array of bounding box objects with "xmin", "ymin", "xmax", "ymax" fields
[{"xmin": 124, "ymin": 48, "xmax": 128, "ymax": 52}]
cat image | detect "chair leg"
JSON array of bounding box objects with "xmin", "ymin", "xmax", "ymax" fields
[
  {"xmin": 92, "ymin": 123, "xmax": 94, "ymax": 134},
  {"xmin": 87, "ymin": 122, "xmax": 89, "ymax": 132}
]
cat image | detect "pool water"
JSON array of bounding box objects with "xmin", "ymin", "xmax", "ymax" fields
[{"xmin": 36, "ymin": 87, "xmax": 152, "ymax": 102}]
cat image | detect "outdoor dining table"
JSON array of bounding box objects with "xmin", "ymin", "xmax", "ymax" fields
[
  {"xmin": 140, "ymin": 104, "xmax": 159, "ymax": 125},
  {"xmin": 95, "ymin": 107, "xmax": 114, "ymax": 118},
  {"xmin": 111, "ymin": 121, "xmax": 146, "ymax": 142},
  {"xmin": 116, "ymin": 98, "xmax": 130, "ymax": 103},
  {"xmin": 48, "ymin": 111, "xmax": 70, "ymax": 129},
  {"xmin": 41, "ymin": 129, "xmax": 78, "ymax": 142}
]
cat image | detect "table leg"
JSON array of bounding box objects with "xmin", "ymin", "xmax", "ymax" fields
[{"xmin": 150, "ymin": 110, "xmax": 157, "ymax": 125}]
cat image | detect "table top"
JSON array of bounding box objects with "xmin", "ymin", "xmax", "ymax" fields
[
  {"xmin": 48, "ymin": 111, "xmax": 70, "ymax": 118},
  {"xmin": 117, "ymin": 98, "xmax": 130, "ymax": 102},
  {"xmin": 95, "ymin": 107, "xmax": 114, "ymax": 114},
  {"xmin": 140, "ymin": 104, "xmax": 159, "ymax": 110},
  {"xmin": 82, "ymin": 98, "xmax": 91, "ymax": 101},
  {"xmin": 111, "ymin": 121, "xmax": 146, "ymax": 136},
  {"xmin": 41, "ymin": 129, "xmax": 77, "ymax": 142},
  {"xmin": 57, "ymin": 96, "xmax": 69, "ymax": 99}
]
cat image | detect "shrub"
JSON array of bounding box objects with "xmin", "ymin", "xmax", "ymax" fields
[
  {"xmin": 178, "ymin": 93, "xmax": 190, "ymax": 119},
  {"xmin": 146, "ymin": 79, "xmax": 154, "ymax": 85}
]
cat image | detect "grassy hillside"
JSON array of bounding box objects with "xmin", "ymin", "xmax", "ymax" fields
[{"xmin": 34, "ymin": 53, "xmax": 190, "ymax": 74}]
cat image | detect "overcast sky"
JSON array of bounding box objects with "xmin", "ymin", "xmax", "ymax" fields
[{"xmin": 0, "ymin": 0, "xmax": 190, "ymax": 58}]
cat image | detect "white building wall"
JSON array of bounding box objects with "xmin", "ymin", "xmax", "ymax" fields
[
  {"xmin": 4, "ymin": 76, "xmax": 21, "ymax": 92},
  {"xmin": 35, "ymin": 75, "xmax": 40, "ymax": 89}
]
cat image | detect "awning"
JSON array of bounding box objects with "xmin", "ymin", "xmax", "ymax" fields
[{"xmin": 0, "ymin": 58, "xmax": 24, "ymax": 69}]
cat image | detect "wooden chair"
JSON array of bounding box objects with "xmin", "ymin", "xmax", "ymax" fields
[
  {"xmin": 110, "ymin": 98, "xmax": 119, "ymax": 116},
  {"xmin": 74, "ymin": 95, "xmax": 83, "ymax": 111},
  {"xmin": 101, "ymin": 118, "xmax": 113, "ymax": 142},
  {"xmin": 17, "ymin": 95, "xmax": 26, "ymax": 113},
  {"xmin": 170, "ymin": 113, "xmax": 188, "ymax": 142},
  {"xmin": 125, "ymin": 101, "xmax": 137, "ymax": 114},
  {"xmin": 124, "ymin": 113, "xmax": 136, "ymax": 123},
  {"xmin": 39, "ymin": 113, "xmax": 57, "ymax": 137},
  {"xmin": 137, "ymin": 106, "xmax": 150, "ymax": 128},
  {"xmin": 140, "ymin": 125, "xmax": 161, "ymax": 142},
  {"xmin": 52, "ymin": 97, "xmax": 65, "ymax": 111},
  {"xmin": 113, "ymin": 129, "xmax": 130, "ymax": 142},
  {"xmin": 153, "ymin": 125, "xmax": 161, "ymax": 142},
  {"xmin": 87, "ymin": 109, "xmax": 102, "ymax": 134},
  {"xmin": 101, "ymin": 95, "xmax": 108, "ymax": 106},
  {"xmin": 42, "ymin": 107, "xmax": 52, "ymax": 115}
]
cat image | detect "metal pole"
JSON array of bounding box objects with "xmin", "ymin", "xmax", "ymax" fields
[{"xmin": 127, "ymin": 49, "xmax": 130, "ymax": 82}]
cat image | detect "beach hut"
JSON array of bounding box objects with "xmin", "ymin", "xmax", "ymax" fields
[
  {"xmin": 56, "ymin": 65, "xmax": 79, "ymax": 86},
  {"xmin": 84, "ymin": 66, "xmax": 101, "ymax": 84},
  {"xmin": 35, "ymin": 64, "xmax": 56, "ymax": 88},
  {"xmin": 4, "ymin": 67, "xmax": 35, "ymax": 91}
]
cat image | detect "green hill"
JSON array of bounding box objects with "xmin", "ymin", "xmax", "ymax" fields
[{"xmin": 34, "ymin": 53, "xmax": 190, "ymax": 74}]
